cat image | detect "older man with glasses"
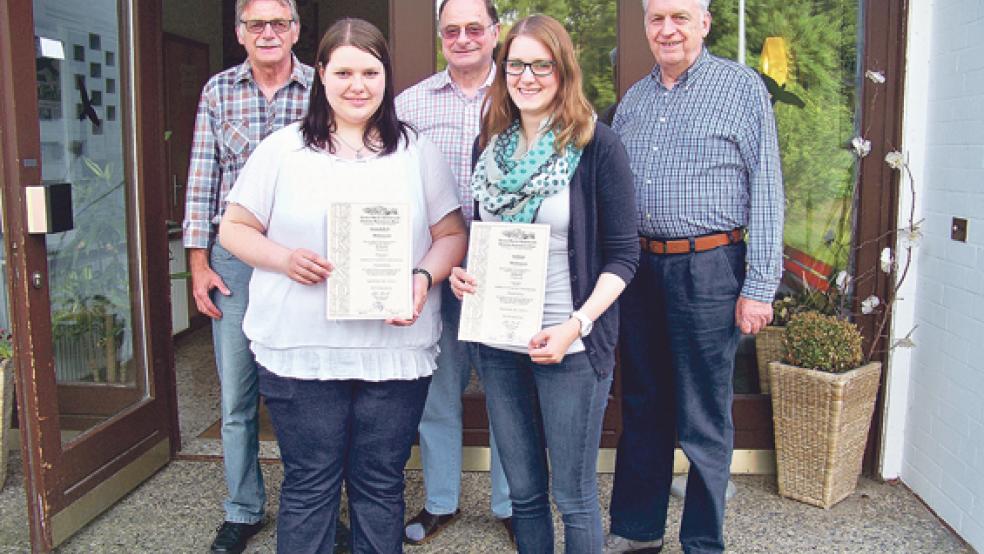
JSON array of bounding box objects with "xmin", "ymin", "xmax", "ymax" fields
[
  {"xmin": 182, "ymin": 1, "xmax": 343, "ymax": 552},
  {"xmin": 395, "ymin": 0, "xmax": 514, "ymax": 547}
]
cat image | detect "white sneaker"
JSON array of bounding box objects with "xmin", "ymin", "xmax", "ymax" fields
[{"xmin": 603, "ymin": 533, "xmax": 664, "ymax": 553}]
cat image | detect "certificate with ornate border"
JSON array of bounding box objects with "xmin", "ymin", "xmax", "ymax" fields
[
  {"xmin": 326, "ymin": 202, "xmax": 412, "ymax": 319},
  {"xmin": 458, "ymin": 222, "xmax": 550, "ymax": 346}
]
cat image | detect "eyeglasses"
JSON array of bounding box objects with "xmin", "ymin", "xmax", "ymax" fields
[
  {"xmin": 504, "ymin": 59, "xmax": 556, "ymax": 77},
  {"xmin": 240, "ymin": 19, "xmax": 294, "ymax": 34},
  {"xmin": 439, "ymin": 23, "xmax": 491, "ymax": 41}
]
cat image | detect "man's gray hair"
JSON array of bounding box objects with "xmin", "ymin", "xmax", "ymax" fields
[
  {"xmin": 641, "ymin": 0, "xmax": 711, "ymax": 11},
  {"xmin": 236, "ymin": 0, "xmax": 300, "ymax": 24}
]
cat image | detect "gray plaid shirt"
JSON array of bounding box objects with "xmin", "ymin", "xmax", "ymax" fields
[{"xmin": 613, "ymin": 48, "xmax": 784, "ymax": 303}]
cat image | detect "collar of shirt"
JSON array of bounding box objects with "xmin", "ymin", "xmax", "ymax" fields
[
  {"xmin": 649, "ymin": 47, "xmax": 710, "ymax": 92},
  {"xmin": 233, "ymin": 53, "xmax": 313, "ymax": 90},
  {"xmin": 428, "ymin": 62, "xmax": 497, "ymax": 94}
]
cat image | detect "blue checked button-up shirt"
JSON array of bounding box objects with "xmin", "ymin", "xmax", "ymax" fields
[
  {"xmin": 396, "ymin": 65, "xmax": 495, "ymax": 223},
  {"xmin": 182, "ymin": 55, "xmax": 314, "ymax": 249},
  {"xmin": 613, "ymin": 48, "xmax": 784, "ymax": 303}
]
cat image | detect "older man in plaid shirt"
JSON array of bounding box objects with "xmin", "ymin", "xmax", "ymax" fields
[
  {"xmin": 605, "ymin": 0, "xmax": 784, "ymax": 553},
  {"xmin": 395, "ymin": 0, "xmax": 513, "ymax": 546},
  {"xmin": 182, "ymin": 1, "xmax": 315, "ymax": 552}
]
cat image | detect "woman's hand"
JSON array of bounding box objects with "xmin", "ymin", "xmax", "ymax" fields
[
  {"xmin": 528, "ymin": 318, "xmax": 581, "ymax": 365},
  {"xmin": 387, "ymin": 273, "xmax": 430, "ymax": 327},
  {"xmin": 449, "ymin": 266, "xmax": 477, "ymax": 300},
  {"xmin": 285, "ymin": 248, "xmax": 333, "ymax": 285}
]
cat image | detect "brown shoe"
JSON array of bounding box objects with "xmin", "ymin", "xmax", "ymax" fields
[
  {"xmin": 403, "ymin": 508, "xmax": 461, "ymax": 545},
  {"xmin": 499, "ymin": 517, "xmax": 515, "ymax": 546}
]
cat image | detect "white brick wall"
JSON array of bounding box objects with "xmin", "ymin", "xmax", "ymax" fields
[{"xmin": 895, "ymin": 0, "xmax": 984, "ymax": 550}]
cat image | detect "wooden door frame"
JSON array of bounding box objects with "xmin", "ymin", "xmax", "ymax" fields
[
  {"xmin": 615, "ymin": 0, "xmax": 907, "ymax": 467},
  {"xmin": 0, "ymin": 0, "xmax": 175, "ymax": 549}
]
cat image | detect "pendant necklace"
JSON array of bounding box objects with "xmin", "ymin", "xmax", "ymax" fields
[{"xmin": 335, "ymin": 134, "xmax": 367, "ymax": 159}]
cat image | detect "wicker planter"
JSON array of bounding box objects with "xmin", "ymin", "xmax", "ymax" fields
[
  {"xmin": 754, "ymin": 326, "xmax": 785, "ymax": 394},
  {"xmin": 768, "ymin": 360, "xmax": 882, "ymax": 509},
  {"xmin": 0, "ymin": 359, "xmax": 13, "ymax": 490}
]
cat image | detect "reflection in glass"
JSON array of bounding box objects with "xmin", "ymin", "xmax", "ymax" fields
[
  {"xmin": 707, "ymin": 0, "xmax": 861, "ymax": 392},
  {"xmin": 33, "ymin": 0, "xmax": 145, "ymax": 443}
]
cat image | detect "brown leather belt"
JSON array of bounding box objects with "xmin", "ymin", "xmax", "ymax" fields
[{"xmin": 639, "ymin": 228, "xmax": 744, "ymax": 255}]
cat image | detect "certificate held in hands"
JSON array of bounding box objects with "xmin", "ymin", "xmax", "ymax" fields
[
  {"xmin": 326, "ymin": 202, "xmax": 412, "ymax": 319},
  {"xmin": 459, "ymin": 222, "xmax": 550, "ymax": 346}
]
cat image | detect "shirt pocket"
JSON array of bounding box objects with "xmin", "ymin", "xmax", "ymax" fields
[{"xmin": 220, "ymin": 120, "xmax": 251, "ymax": 164}]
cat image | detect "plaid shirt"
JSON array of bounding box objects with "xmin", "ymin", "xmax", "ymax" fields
[
  {"xmin": 613, "ymin": 48, "xmax": 784, "ymax": 303},
  {"xmin": 182, "ymin": 55, "xmax": 314, "ymax": 249},
  {"xmin": 395, "ymin": 65, "xmax": 496, "ymax": 223}
]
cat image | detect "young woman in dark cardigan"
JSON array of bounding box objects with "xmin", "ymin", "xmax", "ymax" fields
[{"xmin": 450, "ymin": 14, "xmax": 638, "ymax": 553}]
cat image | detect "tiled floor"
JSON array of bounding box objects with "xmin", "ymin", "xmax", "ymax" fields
[{"xmin": 0, "ymin": 326, "xmax": 973, "ymax": 552}]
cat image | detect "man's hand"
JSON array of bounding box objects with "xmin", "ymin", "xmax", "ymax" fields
[
  {"xmin": 189, "ymin": 248, "xmax": 229, "ymax": 320},
  {"xmin": 736, "ymin": 297, "xmax": 773, "ymax": 335}
]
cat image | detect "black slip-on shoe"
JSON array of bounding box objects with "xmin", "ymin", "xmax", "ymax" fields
[{"xmin": 210, "ymin": 520, "xmax": 265, "ymax": 553}]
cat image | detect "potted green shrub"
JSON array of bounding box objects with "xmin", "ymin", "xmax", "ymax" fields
[
  {"xmin": 0, "ymin": 329, "xmax": 13, "ymax": 490},
  {"xmin": 768, "ymin": 311, "xmax": 881, "ymax": 509},
  {"xmin": 756, "ymin": 278, "xmax": 846, "ymax": 394}
]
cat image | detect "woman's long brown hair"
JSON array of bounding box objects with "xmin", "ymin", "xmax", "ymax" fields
[{"xmin": 478, "ymin": 14, "xmax": 595, "ymax": 152}]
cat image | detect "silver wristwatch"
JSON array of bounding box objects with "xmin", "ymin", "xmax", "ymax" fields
[{"xmin": 571, "ymin": 310, "xmax": 593, "ymax": 338}]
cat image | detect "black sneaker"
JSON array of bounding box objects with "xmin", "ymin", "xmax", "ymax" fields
[{"xmin": 210, "ymin": 520, "xmax": 265, "ymax": 553}]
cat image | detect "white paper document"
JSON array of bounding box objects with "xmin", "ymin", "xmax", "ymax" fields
[
  {"xmin": 459, "ymin": 222, "xmax": 550, "ymax": 346},
  {"xmin": 326, "ymin": 202, "xmax": 412, "ymax": 319}
]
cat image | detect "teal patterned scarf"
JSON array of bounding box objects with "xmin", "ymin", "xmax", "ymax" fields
[{"xmin": 471, "ymin": 120, "xmax": 583, "ymax": 223}]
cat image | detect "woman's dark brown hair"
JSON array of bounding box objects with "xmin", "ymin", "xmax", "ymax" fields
[{"xmin": 300, "ymin": 18, "xmax": 411, "ymax": 155}]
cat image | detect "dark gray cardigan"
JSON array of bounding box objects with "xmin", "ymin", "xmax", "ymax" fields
[{"xmin": 473, "ymin": 122, "xmax": 639, "ymax": 377}]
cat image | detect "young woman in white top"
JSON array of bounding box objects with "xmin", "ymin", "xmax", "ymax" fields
[{"xmin": 219, "ymin": 18, "xmax": 466, "ymax": 553}]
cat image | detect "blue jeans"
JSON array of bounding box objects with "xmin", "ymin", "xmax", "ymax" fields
[
  {"xmin": 418, "ymin": 283, "xmax": 511, "ymax": 518},
  {"xmin": 260, "ymin": 367, "xmax": 431, "ymax": 553},
  {"xmin": 473, "ymin": 345, "xmax": 612, "ymax": 554},
  {"xmin": 210, "ymin": 242, "xmax": 264, "ymax": 525},
  {"xmin": 610, "ymin": 243, "xmax": 745, "ymax": 554}
]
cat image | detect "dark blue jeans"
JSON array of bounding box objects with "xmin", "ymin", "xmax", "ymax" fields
[
  {"xmin": 259, "ymin": 367, "xmax": 431, "ymax": 554},
  {"xmin": 472, "ymin": 345, "xmax": 612, "ymax": 554},
  {"xmin": 610, "ymin": 243, "xmax": 745, "ymax": 554}
]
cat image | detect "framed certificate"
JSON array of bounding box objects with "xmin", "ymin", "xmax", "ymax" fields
[
  {"xmin": 326, "ymin": 202, "xmax": 412, "ymax": 319},
  {"xmin": 458, "ymin": 222, "xmax": 550, "ymax": 346}
]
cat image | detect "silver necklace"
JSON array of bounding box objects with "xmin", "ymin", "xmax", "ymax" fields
[{"xmin": 334, "ymin": 134, "xmax": 367, "ymax": 159}]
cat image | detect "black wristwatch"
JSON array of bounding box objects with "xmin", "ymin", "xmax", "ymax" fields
[{"xmin": 412, "ymin": 267, "xmax": 433, "ymax": 290}]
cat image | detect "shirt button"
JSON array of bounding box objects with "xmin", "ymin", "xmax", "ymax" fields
[
  {"xmin": 647, "ymin": 213, "xmax": 653, "ymax": 220},
  {"xmin": 659, "ymin": 117, "xmax": 667, "ymax": 123},
  {"xmin": 568, "ymin": 249, "xmax": 575, "ymax": 256},
  {"xmin": 652, "ymin": 146, "xmax": 659, "ymax": 152},
  {"xmin": 646, "ymin": 179, "xmax": 653, "ymax": 185},
  {"xmin": 572, "ymin": 275, "xmax": 578, "ymax": 281}
]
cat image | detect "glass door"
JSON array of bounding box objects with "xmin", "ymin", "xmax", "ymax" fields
[{"xmin": 0, "ymin": 0, "xmax": 174, "ymax": 550}]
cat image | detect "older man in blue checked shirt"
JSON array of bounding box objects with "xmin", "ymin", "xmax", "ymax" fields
[{"xmin": 605, "ymin": 0, "xmax": 784, "ymax": 553}]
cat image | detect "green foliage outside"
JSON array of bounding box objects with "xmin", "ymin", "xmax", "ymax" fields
[
  {"xmin": 783, "ymin": 311, "xmax": 863, "ymax": 373},
  {"xmin": 0, "ymin": 329, "xmax": 12, "ymax": 360},
  {"xmin": 707, "ymin": 0, "xmax": 859, "ymax": 269},
  {"xmin": 436, "ymin": 0, "xmax": 617, "ymax": 112}
]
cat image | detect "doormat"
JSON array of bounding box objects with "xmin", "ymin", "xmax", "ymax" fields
[{"xmin": 198, "ymin": 400, "xmax": 278, "ymax": 441}]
